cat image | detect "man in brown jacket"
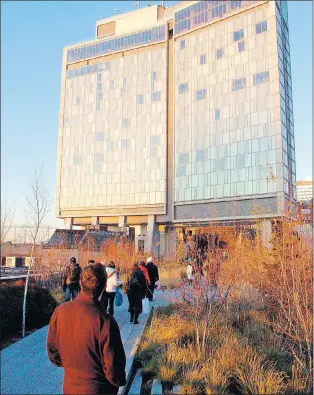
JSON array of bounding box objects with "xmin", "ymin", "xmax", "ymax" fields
[{"xmin": 47, "ymin": 263, "xmax": 126, "ymax": 394}]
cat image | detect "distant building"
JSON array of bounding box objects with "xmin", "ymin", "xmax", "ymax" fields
[
  {"xmin": 56, "ymin": 0, "xmax": 296, "ymax": 255},
  {"xmin": 296, "ymin": 180, "xmax": 312, "ymax": 202}
]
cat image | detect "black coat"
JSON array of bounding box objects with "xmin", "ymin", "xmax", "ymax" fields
[
  {"xmin": 146, "ymin": 262, "xmax": 159, "ymax": 286},
  {"xmin": 127, "ymin": 268, "xmax": 146, "ymax": 313},
  {"xmin": 63, "ymin": 263, "xmax": 82, "ymax": 292}
]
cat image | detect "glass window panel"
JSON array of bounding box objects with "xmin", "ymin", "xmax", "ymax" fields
[
  {"xmin": 237, "ymin": 155, "xmax": 244, "ymax": 169},
  {"xmin": 216, "ymin": 48, "xmax": 224, "ymax": 59},
  {"xmin": 137, "ymin": 94, "xmax": 144, "ymax": 104},
  {"xmin": 122, "ymin": 118, "xmax": 130, "ymax": 127},
  {"xmin": 200, "ymin": 54, "xmax": 206, "ymax": 65},
  {"xmin": 180, "ymin": 39, "xmax": 186, "ymax": 49},
  {"xmin": 233, "ymin": 29, "xmax": 244, "ymax": 41},
  {"xmin": 196, "ymin": 150, "xmax": 206, "ymax": 161},
  {"xmin": 151, "ymin": 136, "xmax": 159, "ymax": 147},
  {"xmin": 232, "ymin": 78, "xmax": 246, "ymax": 91},
  {"xmin": 152, "ymin": 91, "xmax": 161, "ymax": 101},
  {"xmin": 238, "ymin": 40, "xmax": 245, "ymax": 52},
  {"xmin": 215, "ymin": 109, "xmax": 220, "ymax": 120},
  {"xmin": 121, "ymin": 139, "xmax": 130, "ymax": 149},
  {"xmin": 95, "ymin": 133, "xmax": 104, "ymax": 142},
  {"xmin": 95, "ymin": 153, "xmax": 104, "ymax": 163},
  {"xmin": 76, "ymin": 96, "xmax": 81, "ymax": 105}
]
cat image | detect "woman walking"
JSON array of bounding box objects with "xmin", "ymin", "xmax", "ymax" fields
[
  {"xmin": 126, "ymin": 263, "xmax": 146, "ymax": 324},
  {"xmin": 101, "ymin": 261, "xmax": 122, "ymax": 316}
]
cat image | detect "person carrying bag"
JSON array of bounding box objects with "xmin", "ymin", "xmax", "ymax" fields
[{"xmin": 101, "ymin": 262, "xmax": 122, "ymax": 316}]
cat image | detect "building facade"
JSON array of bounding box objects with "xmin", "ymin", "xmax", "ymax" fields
[
  {"xmin": 56, "ymin": 0, "xmax": 296, "ymax": 254},
  {"xmin": 296, "ymin": 180, "xmax": 312, "ymax": 202}
]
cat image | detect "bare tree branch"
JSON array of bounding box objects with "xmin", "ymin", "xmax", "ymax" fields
[{"xmin": 22, "ymin": 166, "xmax": 51, "ymax": 337}]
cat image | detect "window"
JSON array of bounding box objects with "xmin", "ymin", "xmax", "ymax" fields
[
  {"xmin": 121, "ymin": 139, "xmax": 130, "ymax": 149},
  {"xmin": 231, "ymin": 0, "xmax": 242, "ymax": 9},
  {"xmin": 215, "ymin": 109, "xmax": 220, "ymax": 120},
  {"xmin": 200, "ymin": 54, "xmax": 206, "ymax": 65},
  {"xmin": 97, "ymin": 92, "xmax": 103, "ymax": 101},
  {"xmin": 152, "ymin": 91, "xmax": 161, "ymax": 101},
  {"xmin": 73, "ymin": 156, "xmax": 81, "ymax": 165},
  {"xmin": 180, "ymin": 39, "xmax": 186, "ymax": 49},
  {"xmin": 152, "ymin": 71, "xmax": 157, "ymax": 81},
  {"xmin": 238, "ymin": 40, "xmax": 245, "ymax": 52},
  {"xmin": 110, "ymin": 80, "xmax": 114, "ymax": 89},
  {"xmin": 232, "ymin": 78, "xmax": 246, "ymax": 91},
  {"xmin": 256, "ymin": 20, "xmax": 267, "ymax": 34},
  {"xmin": 179, "ymin": 83, "xmax": 188, "ymax": 94},
  {"xmin": 136, "ymin": 94, "xmax": 144, "ymax": 104},
  {"xmin": 216, "ymin": 48, "xmax": 224, "ymax": 59},
  {"xmin": 253, "ymin": 71, "xmax": 269, "ymax": 85},
  {"xmin": 63, "ymin": 118, "xmax": 69, "ymax": 127},
  {"xmin": 76, "ymin": 96, "xmax": 81, "ymax": 105},
  {"xmin": 95, "ymin": 133, "xmax": 104, "ymax": 142},
  {"xmin": 151, "ymin": 136, "xmax": 160, "ymax": 147},
  {"xmin": 233, "ymin": 29, "xmax": 244, "ymax": 41},
  {"xmin": 196, "ymin": 88, "xmax": 207, "ymax": 101},
  {"xmin": 178, "ymin": 152, "xmax": 189, "ymax": 164},
  {"xmin": 95, "ymin": 152, "xmax": 104, "ymax": 163},
  {"xmin": 122, "ymin": 118, "xmax": 130, "ymax": 128},
  {"xmin": 196, "ymin": 150, "xmax": 206, "ymax": 161},
  {"xmin": 97, "ymin": 83, "xmax": 102, "ymax": 91},
  {"xmin": 123, "ymin": 77, "xmax": 127, "ymax": 86},
  {"xmin": 96, "ymin": 102, "xmax": 100, "ymax": 111}
]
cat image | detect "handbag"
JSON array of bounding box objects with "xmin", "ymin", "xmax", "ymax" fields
[
  {"xmin": 115, "ymin": 289, "xmax": 123, "ymax": 307},
  {"xmin": 142, "ymin": 297, "xmax": 149, "ymax": 314}
]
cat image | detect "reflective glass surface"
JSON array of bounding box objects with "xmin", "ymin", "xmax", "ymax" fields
[{"xmin": 67, "ymin": 25, "xmax": 166, "ymax": 63}]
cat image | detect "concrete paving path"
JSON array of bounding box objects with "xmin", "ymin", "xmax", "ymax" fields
[{"xmin": 1, "ymin": 290, "xmax": 174, "ymax": 395}]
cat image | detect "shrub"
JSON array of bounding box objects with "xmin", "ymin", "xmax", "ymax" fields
[{"xmin": 0, "ymin": 284, "xmax": 58, "ymax": 339}]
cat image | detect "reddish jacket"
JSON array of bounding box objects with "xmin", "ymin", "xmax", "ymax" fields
[
  {"xmin": 139, "ymin": 265, "xmax": 151, "ymax": 285},
  {"xmin": 47, "ymin": 293, "xmax": 126, "ymax": 394}
]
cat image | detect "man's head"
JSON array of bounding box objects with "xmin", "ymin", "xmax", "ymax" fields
[
  {"xmin": 70, "ymin": 257, "xmax": 76, "ymax": 265},
  {"xmin": 107, "ymin": 261, "xmax": 115, "ymax": 269},
  {"xmin": 81, "ymin": 264, "xmax": 107, "ymax": 299},
  {"xmin": 138, "ymin": 261, "xmax": 146, "ymax": 267},
  {"xmin": 88, "ymin": 259, "xmax": 95, "ymax": 264},
  {"xmin": 147, "ymin": 257, "xmax": 153, "ymax": 264}
]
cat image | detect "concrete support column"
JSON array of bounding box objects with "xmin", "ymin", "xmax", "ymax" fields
[
  {"xmin": 91, "ymin": 217, "xmax": 99, "ymax": 226},
  {"xmin": 118, "ymin": 216, "xmax": 126, "ymax": 228},
  {"xmin": 64, "ymin": 218, "xmax": 73, "ymax": 230},
  {"xmin": 146, "ymin": 215, "xmax": 156, "ymax": 254},
  {"xmin": 261, "ymin": 219, "xmax": 272, "ymax": 249}
]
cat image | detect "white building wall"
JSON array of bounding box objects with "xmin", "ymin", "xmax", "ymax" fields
[{"xmin": 59, "ymin": 47, "xmax": 167, "ymax": 212}]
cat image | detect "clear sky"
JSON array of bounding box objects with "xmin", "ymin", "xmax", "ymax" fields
[{"xmin": 1, "ymin": 0, "xmax": 312, "ymax": 228}]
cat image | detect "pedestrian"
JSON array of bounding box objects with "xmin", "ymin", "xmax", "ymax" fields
[
  {"xmin": 101, "ymin": 261, "xmax": 122, "ymax": 316},
  {"xmin": 146, "ymin": 257, "xmax": 159, "ymax": 301},
  {"xmin": 47, "ymin": 263, "xmax": 126, "ymax": 394},
  {"xmin": 63, "ymin": 257, "xmax": 81, "ymax": 302},
  {"xmin": 126, "ymin": 263, "xmax": 146, "ymax": 324},
  {"xmin": 186, "ymin": 259, "xmax": 194, "ymax": 285}
]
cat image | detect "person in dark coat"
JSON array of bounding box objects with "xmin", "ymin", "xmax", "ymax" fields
[
  {"xmin": 146, "ymin": 257, "xmax": 159, "ymax": 301},
  {"xmin": 47, "ymin": 263, "xmax": 126, "ymax": 395},
  {"xmin": 63, "ymin": 257, "xmax": 82, "ymax": 301},
  {"xmin": 126, "ymin": 264, "xmax": 146, "ymax": 324}
]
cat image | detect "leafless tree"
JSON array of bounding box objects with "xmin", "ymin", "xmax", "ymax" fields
[
  {"xmin": 22, "ymin": 166, "xmax": 50, "ymax": 337},
  {"xmin": 1, "ymin": 199, "xmax": 15, "ymax": 243}
]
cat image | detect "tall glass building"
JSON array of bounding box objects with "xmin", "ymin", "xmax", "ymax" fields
[{"xmin": 56, "ymin": 0, "xmax": 296, "ymax": 254}]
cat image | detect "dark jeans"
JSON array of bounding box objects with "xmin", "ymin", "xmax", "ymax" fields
[
  {"xmin": 65, "ymin": 287, "xmax": 78, "ymax": 302},
  {"xmin": 146, "ymin": 284, "xmax": 155, "ymax": 301},
  {"xmin": 102, "ymin": 291, "xmax": 116, "ymax": 315}
]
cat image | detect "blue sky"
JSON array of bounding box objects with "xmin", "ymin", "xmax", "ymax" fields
[{"xmin": 1, "ymin": 1, "xmax": 312, "ymax": 227}]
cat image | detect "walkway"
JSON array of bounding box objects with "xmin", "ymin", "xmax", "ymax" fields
[{"xmin": 0, "ymin": 290, "xmax": 174, "ymax": 395}]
